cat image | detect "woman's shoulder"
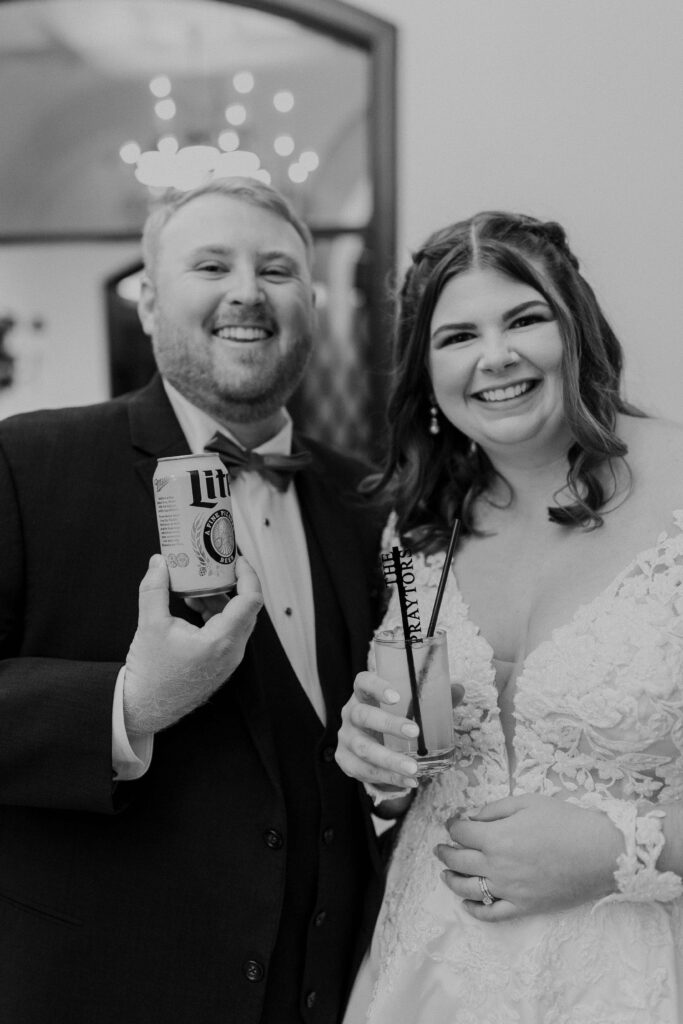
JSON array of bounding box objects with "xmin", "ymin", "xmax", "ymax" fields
[
  {"xmin": 619, "ymin": 413, "xmax": 683, "ymax": 511},
  {"xmin": 621, "ymin": 413, "xmax": 683, "ymax": 464}
]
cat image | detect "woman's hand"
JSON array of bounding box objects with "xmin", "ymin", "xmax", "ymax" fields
[
  {"xmin": 335, "ymin": 670, "xmax": 420, "ymax": 793},
  {"xmin": 434, "ymin": 794, "xmax": 624, "ymax": 920}
]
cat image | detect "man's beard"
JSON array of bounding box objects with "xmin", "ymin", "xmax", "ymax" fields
[{"xmin": 153, "ymin": 320, "xmax": 314, "ymax": 424}]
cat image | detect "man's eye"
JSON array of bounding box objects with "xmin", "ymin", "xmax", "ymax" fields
[
  {"xmin": 262, "ymin": 265, "xmax": 291, "ymax": 278},
  {"xmin": 196, "ymin": 261, "xmax": 226, "ymax": 273}
]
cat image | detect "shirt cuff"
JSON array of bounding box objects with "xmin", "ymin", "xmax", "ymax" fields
[
  {"xmin": 112, "ymin": 666, "xmax": 153, "ymax": 781},
  {"xmin": 363, "ymin": 781, "xmax": 412, "ymax": 806}
]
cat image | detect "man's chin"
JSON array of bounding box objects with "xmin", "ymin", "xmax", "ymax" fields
[{"xmin": 209, "ymin": 388, "xmax": 294, "ymax": 425}]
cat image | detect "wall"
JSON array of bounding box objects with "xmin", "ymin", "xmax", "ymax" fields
[
  {"xmin": 361, "ymin": 0, "xmax": 683, "ymax": 421},
  {"xmin": 0, "ymin": 243, "xmax": 139, "ymax": 419}
]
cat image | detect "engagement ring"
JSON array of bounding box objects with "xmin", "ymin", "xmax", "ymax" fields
[{"xmin": 478, "ymin": 875, "xmax": 495, "ymax": 906}]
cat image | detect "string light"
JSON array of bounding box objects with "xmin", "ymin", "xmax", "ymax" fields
[
  {"xmin": 149, "ymin": 75, "xmax": 172, "ymax": 98},
  {"xmin": 288, "ymin": 162, "xmax": 307, "ymax": 184},
  {"xmin": 299, "ymin": 150, "xmax": 319, "ymax": 172},
  {"xmin": 154, "ymin": 98, "xmax": 176, "ymax": 121},
  {"xmin": 119, "ymin": 141, "xmax": 141, "ymax": 165},
  {"xmin": 274, "ymin": 135, "xmax": 295, "ymax": 156},
  {"xmin": 273, "ymin": 90, "xmax": 294, "ymax": 112},
  {"xmin": 122, "ymin": 71, "xmax": 309, "ymax": 192},
  {"xmin": 224, "ymin": 104, "xmax": 247, "ymax": 126},
  {"xmin": 157, "ymin": 135, "xmax": 179, "ymax": 155},
  {"xmin": 233, "ymin": 71, "xmax": 254, "ymax": 94},
  {"xmin": 218, "ymin": 130, "xmax": 240, "ymax": 152}
]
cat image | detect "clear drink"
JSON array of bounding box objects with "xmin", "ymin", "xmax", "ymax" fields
[{"xmin": 374, "ymin": 627, "xmax": 455, "ymax": 777}]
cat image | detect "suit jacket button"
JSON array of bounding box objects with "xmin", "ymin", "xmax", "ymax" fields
[
  {"xmin": 321, "ymin": 745, "xmax": 335, "ymax": 763},
  {"xmin": 243, "ymin": 960, "xmax": 265, "ymax": 983},
  {"xmin": 314, "ymin": 910, "xmax": 327, "ymax": 927},
  {"xmin": 322, "ymin": 827, "xmax": 334, "ymax": 845},
  {"xmin": 264, "ymin": 828, "xmax": 284, "ymax": 849},
  {"xmin": 306, "ymin": 991, "xmax": 317, "ymax": 1008}
]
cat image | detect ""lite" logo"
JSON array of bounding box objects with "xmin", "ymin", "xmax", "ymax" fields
[{"xmin": 189, "ymin": 468, "xmax": 231, "ymax": 508}]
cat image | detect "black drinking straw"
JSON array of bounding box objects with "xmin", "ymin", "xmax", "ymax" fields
[
  {"xmin": 426, "ymin": 518, "xmax": 461, "ymax": 637},
  {"xmin": 391, "ymin": 547, "xmax": 428, "ymax": 756},
  {"xmin": 406, "ymin": 518, "xmax": 462, "ymax": 722}
]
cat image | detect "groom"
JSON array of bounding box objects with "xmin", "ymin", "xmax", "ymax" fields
[{"xmin": 0, "ymin": 177, "xmax": 386, "ymax": 1023}]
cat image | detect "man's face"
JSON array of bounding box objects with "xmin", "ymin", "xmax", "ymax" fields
[{"xmin": 138, "ymin": 193, "xmax": 315, "ymax": 430}]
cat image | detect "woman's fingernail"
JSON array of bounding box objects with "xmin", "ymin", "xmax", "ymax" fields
[
  {"xmin": 401, "ymin": 722, "xmax": 420, "ymax": 737},
  {"xmin": 402, "ymin": 759, "xmax": 418, "ymax": 775},
  {"xmin": 384, "ymin": 688, "xmax": 400, "ymax": 703}
]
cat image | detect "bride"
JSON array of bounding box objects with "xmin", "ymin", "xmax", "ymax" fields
[{"xmin": 336, "ymin": 211, "xmax": 683, "ymax": 1023}]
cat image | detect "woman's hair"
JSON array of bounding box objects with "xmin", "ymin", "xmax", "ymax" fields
[{"xmin": 369, "ymin": 210, "xmax": 642, "ymax": 553}]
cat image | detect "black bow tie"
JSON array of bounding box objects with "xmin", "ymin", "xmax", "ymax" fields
[{"xmin": 205, "ymin": 432, "xmax": 312, "ymax": 492}]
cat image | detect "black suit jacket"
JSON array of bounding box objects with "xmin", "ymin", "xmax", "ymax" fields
[{"xmin": 0, "ymin": 376, "xmax": 386, "ymax": 1024}]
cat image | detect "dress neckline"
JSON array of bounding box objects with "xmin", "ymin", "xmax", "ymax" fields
[
  {"xmin": 445, "ymin": 509, "xmax": 683, "ymax": 778},
  {"xmin": 449, "ymin": 508, "xmax": 683, "ymax": 682}
]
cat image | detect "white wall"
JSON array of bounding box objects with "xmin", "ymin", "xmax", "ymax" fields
[
  {"xmin": 0, "ymin": 242, "xmax": 140, "ymax": 419},
  {"xmin": 361, "ymin": 0, "xmax": 683, "ymax": 421}
]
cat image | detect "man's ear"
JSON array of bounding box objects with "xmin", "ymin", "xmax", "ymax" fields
[{"xmin": 137, "ymin": 273, "xmax": 156, "ymax": 337}]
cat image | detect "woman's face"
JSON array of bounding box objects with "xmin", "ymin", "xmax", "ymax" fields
[{"xmin": 428, "ymin": 266, "xmax": 571, "ymax": 460}]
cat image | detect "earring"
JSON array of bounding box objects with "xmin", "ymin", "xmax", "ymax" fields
[{"xmin": 429, "ymin": 404, "xmax": 440, "ymax": 435}]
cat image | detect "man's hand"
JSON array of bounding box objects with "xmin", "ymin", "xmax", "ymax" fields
[{"xmin": 123, "ymin": 554, "xmax": 263, "ymax": 734}]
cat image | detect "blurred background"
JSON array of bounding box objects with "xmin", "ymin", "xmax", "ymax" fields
[{"xmin": 0, "ymin": 0, "xmax": 681, "ymax": 460}]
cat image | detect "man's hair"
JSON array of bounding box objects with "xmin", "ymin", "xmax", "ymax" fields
[
  {"xmin": 140, "ymin": 176, "xmax": 314, "ymax": 278},
  {"xmin": 367, "ymin": 210, "xmax": 644, "ymax": 551}
]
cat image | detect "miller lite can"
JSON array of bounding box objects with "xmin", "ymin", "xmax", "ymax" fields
[{"xmin": 153, "ymin": 453, "xmax": 237, "ymax": 597}]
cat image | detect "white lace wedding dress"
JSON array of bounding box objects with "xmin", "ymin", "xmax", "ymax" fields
[{"xmin": 346, "ymin": 513, "xmax": 683, "ymax": 1024}]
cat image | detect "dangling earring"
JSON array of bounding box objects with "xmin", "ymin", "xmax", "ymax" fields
[{"xmin": 429, "ymin": 403, "xmax": 440, "ymax": 435}]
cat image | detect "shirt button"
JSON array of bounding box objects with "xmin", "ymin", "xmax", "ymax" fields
[
  {"xmin": 314, "ymin": 910, "xmax": 327, "ymax": 927},
  {"xmin": 243, "ymin": 960, "xmax": 265, "ymax": 983},
  {"xmin": 284, "ymin": 606, "xmax": 293, "ymax": 616},
  {"xmin": 264, "ymin": 518, "xmax": 270, "ymax": 527},
  {"xmin": 321, "ymin": 745, "xmax": 335, "ymax": 763},
  {"xmin": 322, "ymin": 827, "xmax": 334, "ymax": 846},
  {"xmin": 264, "ymin": 828, "xmax": 284, "ymax": 850},
  {"xmin": 306, "ymin": 991, "xmax": 317, "ymax": 1009}
]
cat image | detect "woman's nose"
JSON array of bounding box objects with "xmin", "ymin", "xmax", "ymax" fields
[{"xmin": 478, "ymin": 333, "xmax": 520, "ymax": 373}]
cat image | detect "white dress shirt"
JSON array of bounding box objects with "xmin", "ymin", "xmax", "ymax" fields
[{"xmin": 112, "ymin": 380, "xmax": 325, "ymax": 780}]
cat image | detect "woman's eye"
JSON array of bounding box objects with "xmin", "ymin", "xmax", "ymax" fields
[
  {"xmin": 510, "ymin": 312, "xmax": 548, "ymax": 329},
  {"xmin": 441, "ymin": 331, "xmax": 475, "ymax": 346}
]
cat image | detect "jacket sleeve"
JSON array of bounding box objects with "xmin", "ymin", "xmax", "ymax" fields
[{"xmin": 0, "ymin": 439, "xmax": 123, "ymax": 814}]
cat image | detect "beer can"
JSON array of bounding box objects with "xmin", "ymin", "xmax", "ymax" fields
[{"xmin": 153, "ymin": 453, "xmax": 237, "ymax": 597}]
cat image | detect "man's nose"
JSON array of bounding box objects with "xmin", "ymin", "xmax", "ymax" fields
[
  {"xmin": 224, "ymin": 266, "xmax": 263, "ymax": 304},
  {"xmin": 478, "ymin": 332, "xmax": 520, "ymax": 373}
]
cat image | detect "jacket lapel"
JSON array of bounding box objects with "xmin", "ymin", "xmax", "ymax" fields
[
  {"xmin": 128, "ymin": 374, "xmax": 190, "ymax": 506},
  {"xmin": 293, "ymin": 448, "xmax": 375, "ymax": 675}
]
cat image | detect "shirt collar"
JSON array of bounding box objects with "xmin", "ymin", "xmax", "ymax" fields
[{"xmin": 162, "ymin": 378, "xmax": 293, "ymax": 456}]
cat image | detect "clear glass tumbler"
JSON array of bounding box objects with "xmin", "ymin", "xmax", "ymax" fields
[{"xmin": 374, "ymin": 627, "xmax": 455, "ymax": 777}]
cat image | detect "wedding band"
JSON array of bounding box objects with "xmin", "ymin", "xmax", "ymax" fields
[{"xmin": 478, "ymin": 875, "xmax": 495, "ymax": 906}]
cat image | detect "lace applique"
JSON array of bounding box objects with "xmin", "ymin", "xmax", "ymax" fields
[{"xmin": 575, "ymin": 796, "xmax": 683, "ymax": 906}]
